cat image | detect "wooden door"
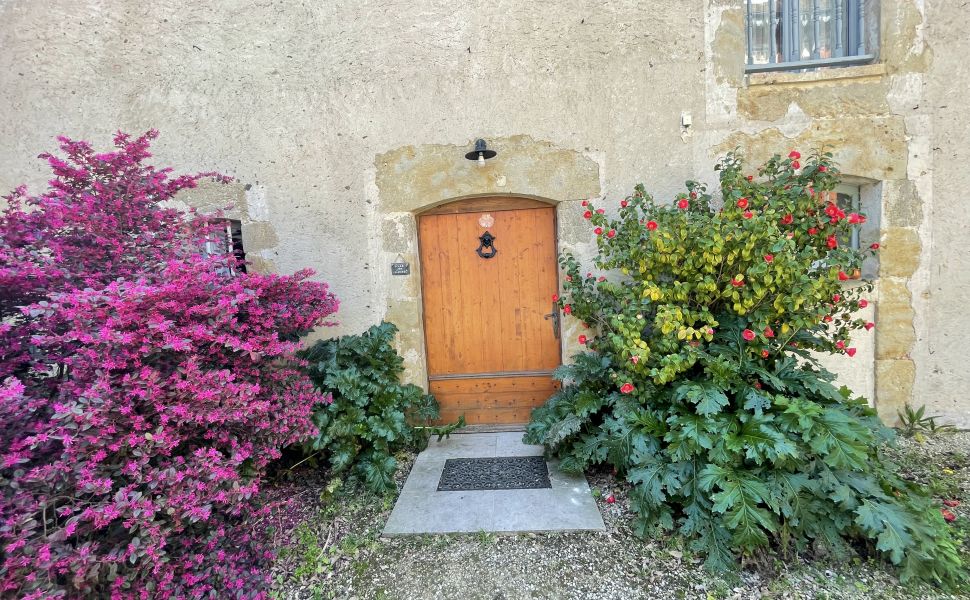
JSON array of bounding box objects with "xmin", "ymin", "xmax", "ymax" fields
[{"xmin": 418, "ymin": 198, "xmax": 561, "ymax": 425}]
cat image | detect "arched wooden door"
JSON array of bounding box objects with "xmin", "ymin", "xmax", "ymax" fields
[{"xmin": 418, "ymin": 197, "xmax": 561, "ymax": 425}]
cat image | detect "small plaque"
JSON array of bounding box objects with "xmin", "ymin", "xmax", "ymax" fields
[
  {"xmin": 391, "ymin": 262, "xmax": 410, "ymax": 276},
  {"xmin": 478, "ymin": 213, "xmax": 495, "ymax": 228}
]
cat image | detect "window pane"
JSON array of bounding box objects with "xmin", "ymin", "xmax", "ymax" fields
[
  {"xmin": 836, "ymin": 191, "xmax": 860, "ymax": 249},
  {"xmin": 749, "ymin": 1, "xmax": 771, "ymax": 64},
  {"xmin": 817, "ymin": 0, "xmax": 834, "ymax": 59}
]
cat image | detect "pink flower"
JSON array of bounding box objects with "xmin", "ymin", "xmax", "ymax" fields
[
  {"xmin": 846, "ymin": 347, "xmax": 857, "ymax": 357},
  {"xmin": 780, "ymin": 214, "xmax": 794, "ymax": 225},
  {"xmin": 743, "ymin": 211, "xmax": 753, "ymax": 219},
  {"xmin": 605, "ymin": 494, "xmax": 616, "ymax": 504},
  {"xmin": 870, "ymin": 243, "xmax": 880, "ymax": 250},
  {"xmin": 620, "ymin": 200, "xmax": 628, "ymax": 208},
  {"xmin": 838, "ymin": 271, "xmax": 849, "ymax": 281},
  {"xmin": 859, "ymin": 299, "xmax": 868, "ymax": 308},
  {"xmin": 596, "ymin": 208, "xmax": 605, "ymax": 214},
  {"xmin": 818, "ymin": 165, "xmax": 828, "ymax": 172},
  {"xmin": 581, "ymin": 200, "xmax": 589, "ymax": 207},
  {"xmin": 835, "ymin": 340, "xmax": 846, "ymax": 350},
  {"xmin": 942, "ymin": 509, "xmax": 957, "ymax": 522},
  {"xmin": 792, "ymin": 160, "xmax": 801, "ymax": 169},
  {"xmin": 594, "ymin": 227, "xmax": 603, "ymax": 235},
  {"xmin": 552, "ymin": 294, "xmax": 559, "ymax": 302},
  {"xmin": 761, "ymin": 349, "xmax": 770, "ymax": 358},
  {"xmin": 583, "ymin": 210, "xmax": 592, "ymax": 219},
  {"xmin": 742, "ymin": 329, "xmax": 755, "ymax": 341},
  {"xmin": 865, "ymin": 321, "xmax": 875, "ymax": 331},
  {"xmin": 563, "ymin": 304, "xmax": 572, "ymax": 315},
  {"xmin": 606, "ymin": 229, "xmax": 617, "ymax": 239},
  {"xmin": 677, "ymin": 198, "xmax": 689, "ymax": 210},
  {"xmin": 808, "ymin": 227, "xmax": 818, "ymax": 235},
  {"xmin": 578, "ymin": 335, "xmax": 588, "ymax": 345},
  {"xmin": 833, "ymin": 293, "xmax": 841, "ymax": 303},
  {"xmin": 764, "ymin": 254, "xmax": 773, "ymax": 263},
  {"xmin": 827, "ymin": 235, "xmax": 838, "ymax": 249},
  {"xmin": 764, "ymin": 327, "xmax": 775, "ymax": 338},
  {"xmin": 630, "ymin": 355, "xmax": 640, "ymax": 364},
  {"xmin": 789, "ymin": 150, "xmax": 801, "ymax": 159},
  {"xmin": 736, "ymin": 197, "xmax": 748, "ymax": 209},
  {"xmin": 620, "ymin": 383, "xmax": 635, "ymax": 394},
  {"xmin": 646, "ymin": 221, "xmax": 658, "ymax": 231}
]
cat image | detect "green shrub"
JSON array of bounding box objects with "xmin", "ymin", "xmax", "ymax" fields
[
  {"xmin": 526, "ymin": 151, "xmax": 966, "ymax": 589},
  {"xmin": 299, "ymin": 322, "xmax": 438, "ymax": 492}
]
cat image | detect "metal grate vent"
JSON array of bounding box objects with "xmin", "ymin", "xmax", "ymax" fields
[{"xmin": 437, "ymin": 456, "xmax": 551, "ymax": 491}]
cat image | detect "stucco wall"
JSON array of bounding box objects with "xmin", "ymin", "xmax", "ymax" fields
[{"xmin": 0, "ymin": 0, "xmax": 966, "ymax": 424}]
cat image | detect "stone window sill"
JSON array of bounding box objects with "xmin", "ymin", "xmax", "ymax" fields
[{"xmin": 746, "ymin": 63, "xmax": 887, "ymax": 87}]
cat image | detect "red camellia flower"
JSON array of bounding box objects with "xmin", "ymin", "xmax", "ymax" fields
[
  {"xmin": 552, "ymin": 293, "xmax": 559, "ymax": 302},
  {"xmin": 742, "ymin": 329, "xmax": 755, "ymax": 341},
  {"xmin": 563, "ymin": 304, "xmax": 572, "ymax": 315},
  {"xmin": 598, "ymin": 275, "xmax": 606, "ymax": 282},
  {"xmin": 677, "ymin": 198, "xmax": 689, "ymax": 210},
  {"xmin": 764, "ymin": 254, "xmax": 773, "ymax": 263},
  {"xmin": 707, "ymin": 328, "xmax": 715, "ymax": 335},
  {"xmin": 646, "ymin": 220, "xmax": 658, "ymax": 231},
  {"xmin": 620, "ymin": 200, "xmax": 628, "ymax": 208},
  {"xmin": 605, "ymin": 494, "xmax": 616, "ymax": 504},
  {"xmin": 870, "ymin": 242, "xmax": 880, "ymax": 250},
  {"xmin": 620, "ymin": 383, "xmax": 635, "ymax": 394},
  {"xmin": 630, "ymin": 355, "xmax": 640, "ymax": 364},
  {"xmin": 565, "ymin": 275, "xmax": 572, "ymax": 282},
  {"xmin": 761, "ymin": 349, "xmax": 770, "ymax": 358},
  {"xmin": 606, "ymin": 229, "xmax": 617, "ymax": 238},
  {"xmin": 833, "ymin": 293, "xmax": 842, "ymax": 303},
  {"xmin": 808, "ymin": 227, "xmax": 818, "ymax": 235},
  {"xmin": 581, "ymin": 200, "xmax": 589, "ymax": 207},
  {"xmin": 747, "ymin": 175, "xmax": 754, "ymax": 181},
  {"xmin": 731, "ymin": 277, "xmax": 744, "ymax": 287},
  {"xmin": 594, "ymin": 227, "xmax": 603, "ymax": 235},
  {"xmin": 827, "ymin": 235, "xmax": 838, "ymax": 249},
  {"xmin": 848, "ymin": 213, "xmax": 865, "ymax": 224},
  {"xmin": 690, "ymin": 191, "xmax": 698, "ymax": 199},
  {"xmin": 792, "ymin": 160, "xmax": 801, "ymax": 169},
  {"xmin": 789, "ymin": 150, "xmax": 801, "ymax": 159},
  {"xmin": 743, "ymin": 211, "xmax": 753, "ymax": 219},
  {"xmin": 865, "ymin": 321, "xmax": 875, "ymax": 331},
  {"xmin": 764, "ymin": 327, "xmax": 775, "ymax": 338},
  {"xmin": 838, "ymin": 271, "xmax": 849, "ymax": 281},
  {"xmin": 583, "ymin": 210, "xmax": 592, "ymax": 219},
  {"xmin": 943, "ymin": 500, "xmax": 961, "ymax": 508},
  {"xmin": 818, "ymin": 165, "xmax": 828, "ymax": 172},
  {"xmin": 859, "ymin": 299, "xmax": 868, "ymax": 308},
  {"xmin": 578, "ymin": 334, "xmax": 588, "ymax": 345},
  {"xmin": 596, "ymin": 208, "xmax": 605, "ymax": 214},
  {"xmin": 942, "ymin": 509, "xmax": 957, "ymax": 522},
  {"xmin": 846, "ymin": 347, "xmax": 857, "ymax": 357},
  {"xmin": 781, "ymin": 214, "xmax": 794, "ymax": 225},
  {"xmin": 835, "ymin": 340, "xmax": 846, "ymax": 350},
  {"xmin": 754, "ymin": 381, "xmax": 762, "ymax": 389},
  {"xmin": 737, "ymin": 197, "xmax": 748, "ymax": 209}
]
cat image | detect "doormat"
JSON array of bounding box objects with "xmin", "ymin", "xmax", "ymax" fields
[{"xmin": 437, "ymin": 456, "xmax": 551, "ymax": 491}]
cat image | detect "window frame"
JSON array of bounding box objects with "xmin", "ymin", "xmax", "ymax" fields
[{"xmin": 744, "ymin": 0, "xmax": 877, "ymax": 73}]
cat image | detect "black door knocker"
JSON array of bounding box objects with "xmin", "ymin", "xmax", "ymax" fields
[{"xmin": 476, "ymin": 231, "xmax": 497, "ymax": 259}]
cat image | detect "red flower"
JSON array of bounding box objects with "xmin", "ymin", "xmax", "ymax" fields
[
  {"xmin": 605, "ymin": 494, "xmax": 616, "ymax": 504},
  {"xmin": 859, "ymin": 299, "xmax": 868, "ymax": 308},
  {"xmin": 594, "ymin": 227, "xmax": 603, "ymax": 235},
  {"xmin": 578, "ymin": 335, "xmax": 588, "ymax": 345},
  {"xmin": 827, "ymin": 235, "xmax": 838, "ymax": 249},
  {"xmin": 677, "ymin": 198, "xmax": 689, "ymax": 210},
  {"xmin": 565, "ymin": 275, "xmax": 572, "ymax": 282},
  {"xmin": 581, "ymin": 200, "xmax": 589, "ymax": 207},
  {"xmin": 707, "ymin": 328, "xmax": 715, "ymax": 335},
  {"xmin": 943, "ymin": 500, "xmax": 961, "ymax": 508},
  {"xmin": 646, "ymin": 221, "xmax": 658, "ymax": 231},
  {"xmin": 598, "ymin": 276, "xmax": 606, "ymax": 282},
  {"xmin": 818, "ymin": 165, "xmax": 828, "ymax": 172},
  {"xmin": 737, "ymin": 197, "xmax": 748, "ymax": 209},
  {"xmin": 583, "ymin": 210, "xmax": 592, "ymax": 219},
  {"xmin": 606, "ymin": 229, "xmax": 617, "ymax": 239},
  {"xmin": 620, "ymin": 383, "xmax": 635, "ymax": 394},
  {"xmin": 870, "ymin": 243, "xmax": 880, "ymax": 250},
  {"xmin": 563, "ymin": 304, "xmax": 572, "ymax": 315},
  {"xmin": 808, "ymin": 227, "xmax": 818, "ymax": 235},
  {"xmin": 754, "ymin": 381, "xmax": 762, "ymax": 389},
  {"xmin": 792, "ymin": 160, "xmax": 801, "ymax": 170},
  {"xmin": 789, "ymin": 150, "xmax": 801, "ymax": 159},
  {"xmin": 742, "ymin": 329, "xmax": 755, "ymax": 341},
  {"xmin": 761, "ymin": 349, "xmax": 770, "ymax": 358},
  {"xmin": 596, "ymin": 208, "xmax": 605, "ymax": 214},
  {"xmin": 942, "ymin": 509, "xmax": 957, "ymax": 522},
  {"xmin": 824, "ymin": 315, "xmax": 833, "ymax": 323},
  {"xmin": 620, "ymin": 200, "xmax": 628, "ymax": 208},
  {"xmin": 846, "ymin": 347, "xmax": 857, "ymax": 357},
  {"xmin": 690, "ymin": 191, "xmax": 698, "ymax": 199},
  {"xmin": 835, "ymin": 340, "xmax": 845, "ymax": 350},
  {"xmin": 848, "ymin": 213, "xmax": 865, "ymax": 224},
  {"xmin": 747, "ymin": 175, "xmax": 754, "ymax": 181},
  {"xmin": 731, "ymin": 277, "xmax": 744, "ymax": 287},
  {"xmin": 833, "ymin": 293, "xmax": 842, "ymax": 303},
  {"xmin": 764, "ymin": 254, "xmax": 773, "ymax": 263},
  {"xmin": 865, "ymin": 321, "xmax": 875, "ymax": 331},
  {"xmin": 838, "ymin": 271, "xmax": 849, "ymax": 281},
  {"xmin": 552, "ymin": 294, "xmax": 559, "ymax": 302},
  {"xmin": 764, "ymin": 327, "xmax": 775, "ymax": 338},
  {"xmin": 631, "ymin": 355, "xmax": 640, "ymax": 364},
  {"xmin": 781, "ymin": 214, "xmax": 793, "ymax": 225},
  {"xmin": 743, "ymin": 211, "xmax": 753, "ymax": 219}
]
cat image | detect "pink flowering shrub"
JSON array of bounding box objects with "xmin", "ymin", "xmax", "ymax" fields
[{"xmin": 0, "ymin": 131, "xmax": 338, "ymax": 598}]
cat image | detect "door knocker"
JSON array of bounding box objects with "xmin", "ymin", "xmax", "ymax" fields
[{"xmin": 476, "ymin": 231, "xmax": 497, "ymax": 259}]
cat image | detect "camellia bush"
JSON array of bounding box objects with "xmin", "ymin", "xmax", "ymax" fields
[
  {"xmin": 526, "ymin": 151, "xmax": 966, "ymax": 588},
  {"xmin": 0, "ymin": 131, "xmax": 338, "ymax": 598}
]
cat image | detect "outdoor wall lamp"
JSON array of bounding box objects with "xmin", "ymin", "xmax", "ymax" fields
[{"xmin": 465, "ymin": 138, "xmax": 496, "ymax": 167}]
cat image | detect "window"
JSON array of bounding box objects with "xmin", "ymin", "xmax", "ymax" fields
[
  {"xmin": 745, "ymin": 0, "xmax": 876, "ymax": 72},
  {"xmin": 203, "ymin": 219, "xmax": 247, "ymax": 275}
]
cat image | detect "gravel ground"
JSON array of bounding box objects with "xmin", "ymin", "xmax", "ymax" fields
[{"xmin": 268, "ymin": 432, "xmax": 970, "ymax": 600}]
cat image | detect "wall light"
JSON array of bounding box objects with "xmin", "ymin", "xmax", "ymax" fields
[{"xmin": 465, "ymin": 138, "xmax": 497, "ymax": 167}]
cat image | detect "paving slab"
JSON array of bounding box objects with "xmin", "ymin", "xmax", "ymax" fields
[{"xmin": 383, "ymin": 432, "xmax": 605, "ymax": 535}]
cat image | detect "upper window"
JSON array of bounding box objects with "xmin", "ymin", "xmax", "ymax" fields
[
  {"xmin": 745, "ymin": 0, "xmax": 877, "ymax": 72},
  {"xmin": 203, "ymin": 219, "xmax": 247, "ymax": 275}
]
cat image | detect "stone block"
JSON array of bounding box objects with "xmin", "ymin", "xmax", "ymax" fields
[
  {"xmin": 875, "ymin": 359, "xmax": 915, "ymax": 426},
  {"xmin": 879, "ymin": 227, "xmax": 921, "ymax": 278}
]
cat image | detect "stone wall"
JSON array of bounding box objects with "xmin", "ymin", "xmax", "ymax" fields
[{"xmin": 1, "ymin": 0, "xmax": 966, "ymax": 424}]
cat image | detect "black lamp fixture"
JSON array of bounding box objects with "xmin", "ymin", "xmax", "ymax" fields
[{"xmin": 465, "ymin": 138, "xmax": 497, "ymax": 167}]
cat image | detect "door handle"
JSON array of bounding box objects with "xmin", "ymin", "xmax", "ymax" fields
[{"xmin": 543, "ymin": 303, "xmax": 560, "ymax": 339}]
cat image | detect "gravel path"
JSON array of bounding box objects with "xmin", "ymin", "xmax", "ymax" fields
[{"xmin": 268, "ymin": 431, "xmax": 970, "ymax": 600}]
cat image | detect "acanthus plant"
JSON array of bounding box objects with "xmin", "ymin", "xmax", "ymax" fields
[
  {"xmin": 526, "ymin": 151, "xmax": 967, "ymax": 589},
  {"xmin": 0, "ymin": 131, "xmax": 339, "ymax": 598}
]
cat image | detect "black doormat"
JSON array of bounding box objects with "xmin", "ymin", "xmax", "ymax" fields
[{"xmin": 437, "ymin": 456, "xmax": 551, "ymax": 491}]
